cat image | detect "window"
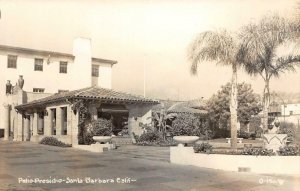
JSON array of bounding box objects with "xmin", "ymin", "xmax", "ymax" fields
[
  {"xmin": 58, "ymin": 89, "xmax": 69, "ymax": 93},
  {"xmin": 92, "ymin": 65, "xmax": 99, "ymax": 77},
  {"xmin": 7, "ymin": 55, "xmax": 17, "ymax": 68},
  {"xmin": 33, "ymin": 88, "xmax": 45, "ymax": 93},
  {"xmin": 59, "ymin": 61, "xmax": 68, "ymax": 73},
  {"xmin": 34, "ymin": 58, "xmax": 43, "ymax": 71}
]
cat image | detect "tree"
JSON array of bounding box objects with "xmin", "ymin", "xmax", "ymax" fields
[
  {"xmin": 239, "ymin": 14, "xmax": 300, "ymax": 132},
  {"xmin": 207, "ymin": 82, "xmax": 262, "ymax": 131},
  {"xmin": 188, "ymin": 30, "xmax": 242, "ymax": 150},
  {"xmin": 151, "ymin": 109, "xmax": 176, "ymax": 141},
  {"xmin": 170, "ymin": 113, "xmax": 213, "ymax": 139}
]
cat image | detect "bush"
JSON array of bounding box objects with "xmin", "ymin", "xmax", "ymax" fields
[
  {"xmin": 238, "ymin": 130, "xmax": 250, "ymax": 139},
  {"xmin": 250, "ymin": 133, "xmax": 256, "ymax": 140},
  {"xmin": 209, "ymin": 149, "xmax": 243, "ymax": 155},
  {"xmin": 193, "ymin": 142, "xmax": 213, "ymax": 153},
  {"xmin": 80, "ymin": 118, "xmax": 113, "ymax": 145},
  {"xmin": 278, "ymin": 122, "xmax": 296, "ymax": 143},
  {"xmin": 91, "ymin": 118, "xmax": 113, "ymax": 136},
  {"xmin": 39, "ymin": 137, "xmax": 71, "ymax": 147},
  {"xmin": 277, "ymin": 145, "xmax": 299, "ymax": 156},
  {"xmin": 170, "ymin": 114, "xmax": 213, "ymax": 139},
  {"xmin": 136, "ymin": 130, "xmax": 178, "ymax": 146},
  {"xmin": 241, "ymin": 148, "xmax": 275, "ymax": 156},
  {"xmin": 212, "ymin": 128, "xmax": 230, "ymax": 139},
  {"xmin": 137, "ymin": 131, "xmax": 160, "ymax": 142}
]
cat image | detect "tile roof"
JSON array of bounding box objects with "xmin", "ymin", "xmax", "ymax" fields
[
  {"xmin": 0, "ymin": 44, "xmax": 117, "ymax": 64},
  {"xmin": 15, "ymin": 86, "xmax": 159, "ymax": 110},
  {"xmin": 167, "ymin": 101, "xmax": 208, "ymax": 115}
]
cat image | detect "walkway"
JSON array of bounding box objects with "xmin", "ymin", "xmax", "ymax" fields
[{"xmin": 0, "ymin": 141, "xmax": 299, "ymax": 191}]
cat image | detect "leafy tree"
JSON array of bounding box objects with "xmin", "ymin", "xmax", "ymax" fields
[
  {"xmin": 170, "ymin": 113, "xmax": 213, "ymax": 139},
  {"xmin": 151, "ymin": 110, "xmax": 176, "ymax": 141},
  {"xmin": 188, "ymin": 29, "xmax": 242, "ymax": 150},
  {"xmin": 239, "ymin": 14, "xmax": 300, "ymax": 132},
  {"xmin": 206, "ymin": 82, "xmax": 262, "ymax": 130}
]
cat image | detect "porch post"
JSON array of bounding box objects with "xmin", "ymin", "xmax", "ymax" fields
[
  {"xmin": 56, "ymin": 107, "xmax": 62, "ymax": 136},
  {"xmin": 3, "ymin": 104, "xmax": 10, "ymax": 141},
  {"xmin": 31, "ymin": 112, "xmax": 38, "ymax": 142},
  {"xmin": 44, "ymin": 108, "xmax": 51, "ymax": 136},
  {"xmin": 24, "ymin": 115, "xmax": 30, "ymax": 141},
  {"xmin": 67, "ymin": 106, "xmax": 72, "ymax": 136},
  {"xmin": 16, "ymin": 113, "xmax": 23, "ymax": 141},
  {"xmin": 32, "ymin": 112, "xmax": 38, "ymax": 136},
  {"xmin": 70, "ymin": 108, "xmax": 79, "ymax": 145}
]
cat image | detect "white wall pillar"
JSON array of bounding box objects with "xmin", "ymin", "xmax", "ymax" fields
[
  {"xmin": 32, "ymin": 113, "xmax": 38, "ymax": 136},
  {"xmin": 16, "ymin": 113, "xmax": 23, "ymax": 141},
  {"xmin": 56, "ymin": 107, "xmax": 62, "ymax": 136},
  {"xmin": 24, "ymin": 115, "xmax": 30, "ymax": 141},
  {"xmin": 3, "ymin": 104, "xmax": 10, "ymax": 141},
  {"xmin": 67, "ymin": 106, "xmax": 72, "ymax": 136},
  {"xmin": 71, "ymin": 109, "xmax": 79, "ymax": 145},
  {"xmin": 44, "ymin": 109, "xmax": 51, "ymax": 136}
]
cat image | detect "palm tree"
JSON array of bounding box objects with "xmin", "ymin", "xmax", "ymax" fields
[
  {"xmin": 188, "ymin": 30, "xmax": 241, "ymax": 150},
  {"xmin": 239, "ymin": 14, "xmax": 300, "ymax": 132}
]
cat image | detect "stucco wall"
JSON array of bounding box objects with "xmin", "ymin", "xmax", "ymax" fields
[
  {"xmin": 127, "ymin": 104, "xmax": 153, "ymax": 136},
  {"xmin": 170, "ymin": 146, "xmax": 300, "ymax": 175},
  {"xmin": 281, "ymin": 104, "xmax": 300, "ymax": 116}
]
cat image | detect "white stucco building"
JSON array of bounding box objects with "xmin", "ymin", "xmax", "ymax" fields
[
  {"xmin": 1, "ymin": 38, "xmax": 158, "ymax": 145},
  {"xmin": 280, "ymin": 103, "xmax": 300, "ymax": 128},
  {"xmin": 0, "ymin": 38, "xmax": 116, "ymax": 131}
]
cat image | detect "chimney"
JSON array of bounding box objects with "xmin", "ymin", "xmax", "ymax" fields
[{"xmin": 71, "ymin": 37, "xmax": 92, "ymax": 89}]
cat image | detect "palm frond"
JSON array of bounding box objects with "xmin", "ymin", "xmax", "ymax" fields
[
  {"xmin": 188, "ymin": 30, "xmax": 238, "ymax": 75},
  {"xmin": 270, "ymin": 55, "xmax": 300, "ymax": 78}
]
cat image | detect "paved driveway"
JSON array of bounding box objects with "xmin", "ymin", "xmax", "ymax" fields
[{"xmin": 0, "ymin": 141, "xmax": 299, "ymax": 191}]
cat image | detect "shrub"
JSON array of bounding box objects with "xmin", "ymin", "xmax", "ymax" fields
[
  {"xmin": 137, "ymin": 131, "xmax": 160, "ymax": 142},
  {"xmin": 278, "ymin": 122, "xmax": 296, "ymax": 143},
  {"xmin": 193, "ymin": 142, "xmax": 213, "ymax": 153},
  {"xmin": 170, "ymin": 114, "xmax": 213, "ymax": 139},
  {"xmin": 241, "ymin": 148, "xmax": 275, "ymax": 156},
  {"xmin": 277, "ymin": 145, "xmax": 299, "ymax": 156},
  {"xmin": 209, "ymin": 149, "xmax": 243, "ymax": 155},
  {"xmin": 39, "ymin": 137, "xmax": 71, "ymax": 147},
  {"xmin": 238, "ymin": 130, "xmax": 250, "ymax": 139},
  {"xmin": 250, "ymin": 133, "xmax": 256, "ymax": 140},
  {"xmin": 212, "ymin": 128, "xmax": 230, "ymax": 139},
  {"xmin": 91, "ymin": 118, "xmax": 113, "ymax": 136},
  {"xmin": 80, "ymin": 118, "xmax": 113, "ymax": 145}
]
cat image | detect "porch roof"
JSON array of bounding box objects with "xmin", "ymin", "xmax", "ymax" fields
[
  {"xmin": 167, "ymin": 102, "xmax": 208, "ymax": 116},
  {"xmin": 15, "ymin": 86, "xmax": 159, "ymax": 110}
]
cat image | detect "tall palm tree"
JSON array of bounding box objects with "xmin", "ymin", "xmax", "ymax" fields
[
  {"xmin": 188, "ymin": 30, "xmax": 241, "ymax": 150},
  {"xmin": 239, "ymin": 14, "xmax": 300, "ymax": 132}
]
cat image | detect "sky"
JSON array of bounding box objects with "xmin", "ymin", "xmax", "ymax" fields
[{"xmin": 0, "ymin": 0, "xmax": 299, "ymax": 101}]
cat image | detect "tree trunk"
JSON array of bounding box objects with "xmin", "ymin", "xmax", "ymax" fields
[
  {"xmin": 262, "ymin": 79, "xmax": 270, "ymax": 133},
  {"xmin": 230, "ymin": 64, "xmax": 238, "ymax": 150}
]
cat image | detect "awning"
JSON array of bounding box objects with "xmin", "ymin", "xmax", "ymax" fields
[
  {"xmin": 101, "ymin": 108, "xmax": 128, "ymax": 113},
  {"xmin": 99, "ymin": 104, "xmax": 128, "ymax": 113}
]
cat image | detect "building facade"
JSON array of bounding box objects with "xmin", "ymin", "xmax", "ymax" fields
[
  {"xmin": 1, "ymin": 38, "xmax": 158, "ymax": 144},
  {"xmin": 0, "ymin": 38, "xmax": 116, "ymax": 132}
]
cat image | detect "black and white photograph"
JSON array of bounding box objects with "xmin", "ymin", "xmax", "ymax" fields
[{"xmin": 0, "ymin": 0, "xmax": 300, "ymax": 190}]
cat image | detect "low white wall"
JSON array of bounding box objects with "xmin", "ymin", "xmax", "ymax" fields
[{"xmin": 170, "ymin": 147, "xmax": 300, "ymax": 175}]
